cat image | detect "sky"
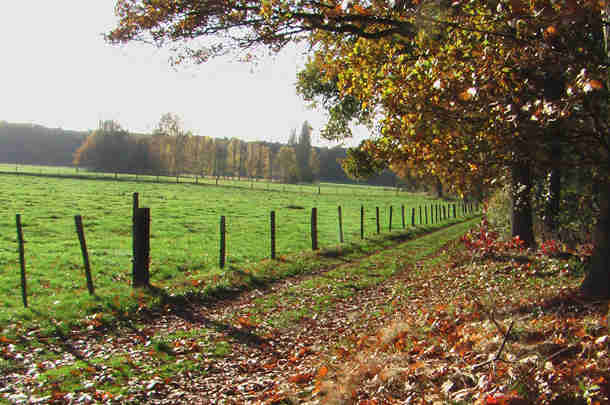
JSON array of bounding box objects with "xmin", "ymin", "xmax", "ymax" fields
[{"xmin": 0, "ymin": 2, "xmax": 362, "ymax": 147}]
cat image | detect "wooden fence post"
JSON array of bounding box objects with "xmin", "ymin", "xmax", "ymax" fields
[
  {"xmin": 133, "ymin": 208, "xmax": 150, "ymax": 287},
  {"xmin": 425, "ymin": 206, "xmax": 428, "ymax": 225},
  {"xmin": 376, "ymin": 207, "xmax": 380, "ymax": 234},
  {"xmin": 411, "ymin": 207, "xmax": 416, "ymax": 226},
  {"xmin": 401, "ymin": 205, "xmax": 405, "ymax": 229},
  {"xmin": 74, "ymin": 215, "xmax": 94, "ymax": 295},
  {"xmin": 311, "ymin": 208, "xmax": 318, "ymax": 250},
  {"xmin": 389, "ymin": 206, "xmax": 393, "ymax": 231},
  {"xmin": 338, "ymin": 206, "xmax": 344, "ymax": 243},
  {"xmin": 270, "ymin": 211, "xmax": 276, "ymax": 260},
  {"xmin": 360, "ymin": 205, "xmax": 364, "ymax": 239},
  {"xmin": 453, "ymin": 203, "xmax": 456, "ymax": 218},
  {"xmin": 419, "ymin": 206, "xmax": 422, "ymax": 225},
  {"xmin": 219, "ymin": 216, "xmax": 226, "ymax": 268},
  {"xmin": 16, "ymin": 214, "xmax": 27, "ymax": 308}
]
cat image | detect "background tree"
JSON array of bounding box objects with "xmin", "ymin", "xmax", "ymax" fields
[{"xmin": 295, "ymin": 121, "xmax": 313, "ymax": 182}]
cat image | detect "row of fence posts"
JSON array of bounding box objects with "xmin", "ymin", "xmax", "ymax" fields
[
  {"xmin": 220, "ymin": 200, "xmax": 478, "ymax": 268},
  {"xmin": 12, "ymin": 192, "xmax": 478, "ymax": 307}
]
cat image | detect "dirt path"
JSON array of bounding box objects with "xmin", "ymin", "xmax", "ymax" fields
[{"xmin": 1, "ymin": 220, "xmax": 476, "ymax": 405}]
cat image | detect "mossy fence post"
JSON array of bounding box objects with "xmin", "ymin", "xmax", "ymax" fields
[
  {"xmin": 311, "ymin": 207, "xmax": 318, "ymax": 250},
  {"xmin": 219, "ymin": 216, "xmax": 226, "ymax": 268},
  {"xmin": 338, "ymin": 206, "xmax": 344, "ymax": 243},
  {"xmin": 133, "ymin": 207, "xmax": 150, "ymax": 287},
  {"xmin": 270, "ymin": 211, "xmax": 276, "ymax": 260},
  {"xmin": 74, "ymin": 215, "xmax": 94, "ymax": 295},
  {"xmin": 16, "ymin": 214, "xmax": 27, "ymax": 308},
  {"xmin": 376, "ymin": 207, "xmax": 380, "ymax": 234}
]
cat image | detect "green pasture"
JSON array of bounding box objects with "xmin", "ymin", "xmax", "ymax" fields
[
  {"xmin": 0, "ymin": 163, "xmax": 406, "ymax": 196},
  {"xmin": 0, "ymin": 168, "xmax": 465, "ymax": 326}
]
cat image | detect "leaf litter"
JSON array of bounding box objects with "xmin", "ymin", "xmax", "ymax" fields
[{"xmin": 1, "ymin": 219, "xmax": 607, "ymax": 404}]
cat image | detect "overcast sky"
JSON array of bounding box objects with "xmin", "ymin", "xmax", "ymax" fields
[{"xmin": 0, "ymin": 2, "xmax": 361, "ymax": 146}]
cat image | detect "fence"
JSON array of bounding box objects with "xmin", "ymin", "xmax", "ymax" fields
[
  {"xmin": 10, "ymin": 191, "xmax": 480, "ymax": 307},
  {"xmin": 0, "ymin": 163, "xmax": 416, "ymax": 197}
]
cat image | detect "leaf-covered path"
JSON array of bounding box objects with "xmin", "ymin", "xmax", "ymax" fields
[
  {"xmin": 1, "ymin": 221, "xmax": 475, "ymax": 404},
  {"xmin": 4, "ymin": 217, "xmax": 607, "ymax": 404}
]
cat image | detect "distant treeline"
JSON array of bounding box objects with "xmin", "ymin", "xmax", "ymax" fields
[
  {"xmin": 0, "ymin": 119, "xmax": 403, "ymax": 187},
  {"xmin": 0, "ymin": 121, "xmax": 87, "ymax": 166}
]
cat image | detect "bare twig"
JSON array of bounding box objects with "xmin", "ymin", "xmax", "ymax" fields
[{"xmin": 471, "ymin": 320, "xmax": 515, "ymax": 371}]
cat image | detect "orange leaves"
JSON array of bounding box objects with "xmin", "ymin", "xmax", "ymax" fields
[
  {"xmin": 288, "ymin": 372, "xmax": 314, "ymax": 384},
  {"xmin": 317, "ymin": 365, "xmax": 329, "ymax": 378}
]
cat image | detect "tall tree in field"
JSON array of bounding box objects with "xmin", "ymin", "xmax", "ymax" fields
[
  {"xmin": 108, "ymin": 0, "xmax": 610, "ymax": 296},
  {"xmin": 154, "ymin": 113, "xmax": 191, "ymax": 176},
  {"xmin": 296, "ymin": 121, "xmax": 313, "ymax": 182}
]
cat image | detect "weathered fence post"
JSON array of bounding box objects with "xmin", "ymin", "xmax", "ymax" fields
[
  {"xmin": 133, "ymin": 207, "xmax": 150, "ymax": 287},
  {"xmin": 16, "ymin": 214, "xmax": 27, "ymax": 308},
  {"xmin": 360, "ymin": 205, "xmax": 364, "ymax": 239},
  {"xmin": 376, "ymin": 207, "xmax": 380, "ymax": 234},
  {"xmin": 270, "ymin": 211, "xmax": 276, "ymax": 260},
  {"xmin": 311, "ymin": 207, "xmax": 318, "ymax": 250},
  {"xmin": 74, "ymin": 215, "xmax": 94, "ymax": 295},
  {"xmin": 219, "ymin": 216, "xmax": 226, "ymax": 268},
  {"xmin": 338, "ymin": 206, "xmax": 344, "ymax": 243}
]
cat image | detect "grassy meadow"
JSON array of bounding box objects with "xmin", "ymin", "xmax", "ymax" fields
[{"xmin": 0, "ymin": 168, "xmax": 465, "ymax": 326}]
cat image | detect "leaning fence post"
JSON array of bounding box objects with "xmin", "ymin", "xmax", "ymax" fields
[
  {"xmin": 133, "ymin": 208, "xmax": 150, "ymax": 287},
  {"xmin": 311, "ymin": 207, "xmax": 318, "ymax": 250},
  {"xmin": 338, "ymin": 206, "xmax": 344, "ymax": 243},
  {"xmin": 74, "ymin": 215, "xmax": 94, "ymax": 295},
  {"xmin": 219, "ymin": 216, "xmax": 226, "ymax": 268},
  {"xmin": 16, "ymin": 214, "xmax": 27, "ymax": 308},
  {"xmin": 270, "ymin": 211, "xmax": 276, "ymax": 260}
]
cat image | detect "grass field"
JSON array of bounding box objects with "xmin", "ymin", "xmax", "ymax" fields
[
  {"xmin": 0, "ymin": 169, "xmax": 470, "ymax": 326},
  {"xmin": 0, "ymin": 163, "xmax": 408, "ymax": 196}
]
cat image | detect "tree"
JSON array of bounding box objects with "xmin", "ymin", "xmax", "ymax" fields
[
  {"xmin": 296, "ymin": 121, "xmax": 313, "ymax": 182},
  {"xmin": 73, "ymin": 120, "xmax": 132, "ymax": 172},
  {"xmin": 154, "ymin": 113, "xmax": 190, "ymax": 176},
  {"xmin": 276, "ymin": 146, "xmax": 298, "ymax": 183},
  {"xmin": 108, "ymin": 1, "xmax": 610, "ymax": 296}
]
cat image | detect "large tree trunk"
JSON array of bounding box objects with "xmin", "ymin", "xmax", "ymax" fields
[
  {"xmin": 581, "ymin": 182, "xmax": 610, "ymax": 298},
  {"xmin": 511, "ymin": 161, "xmax": 536, "ymax": 248}
]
